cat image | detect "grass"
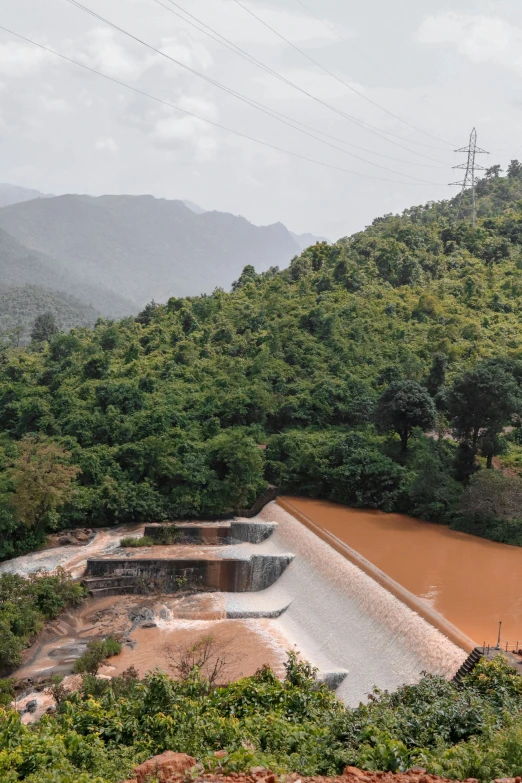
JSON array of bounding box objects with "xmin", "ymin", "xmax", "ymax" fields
[{"xmin": 119, "ymin": 536, "xmax": 154, "ymax": 548}]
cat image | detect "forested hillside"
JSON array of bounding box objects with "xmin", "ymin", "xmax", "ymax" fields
[
  {"xmin": 2, "ymin": 164, "xmax": 522, "ymax": 558},
  {"xmin": 0, "ymin": 285, "xmax": 99, "ymax": 345}
]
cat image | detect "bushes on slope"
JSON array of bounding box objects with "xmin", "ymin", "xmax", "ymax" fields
[
  {"xmin": 0, "ymin": 570, "xmax": 86, "ymax": 672},
  {"xmin": 0, "ymin": 655, "xmax": 521, "ymax": 782}
]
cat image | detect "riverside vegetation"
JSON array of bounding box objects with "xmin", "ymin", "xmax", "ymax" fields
[{"xmin": 1, "ymin": 653, "xmax": 522, "ymax": 782}]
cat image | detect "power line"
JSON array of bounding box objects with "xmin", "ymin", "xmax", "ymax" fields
[
  {"xmin": 151, "ymin": 0, "xmax": 447, "ymax": 169},
  {"xmin": 61, "ymin": 0, "xmax": 446, "ymax": 183},
  {"xmin": 65, "ymin": 0, "xmax": 451, "ymax": 168},
  {"xmin": 450, "ymin": 128, "xmax": 489, "ymax": 226},
  {"xmin": 293, "ymin": 0, "xmax": 455, "ymax": 122},
  {"xmin": 0, "ymin": 24, "xmax": 450, "ymax": 187},
  {"xmin": 293, "ymin": 0, "xmax": 377, "ymax": 68},
  {"xmin": 231, "ymin": 0, "xmax": 456, "ymax": 149}
]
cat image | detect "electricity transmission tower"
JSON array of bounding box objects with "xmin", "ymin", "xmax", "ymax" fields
[{"xmin": 451, "ymin": 128, "xmax": 489, "ymax": 226}]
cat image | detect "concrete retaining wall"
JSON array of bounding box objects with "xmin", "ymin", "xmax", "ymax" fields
[{"xmin": 85, "ymin": 553, "xmax": 293, "ymax": 592}]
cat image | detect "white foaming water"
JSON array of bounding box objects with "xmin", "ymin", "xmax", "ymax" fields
[
  {"xmin": 225, "ymin": 503, "xmax": 467, "ymax": 705},
  {"xmin": 0, "ymin": 523, "xmax": 143, "ymax": 578}
]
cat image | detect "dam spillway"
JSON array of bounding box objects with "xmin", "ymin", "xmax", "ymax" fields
[
  {"xmin": 278, "ymin": 497, "xmax": 522, "ymax": 647},
  {"xmin": 7, "ymin": 501, "xmax": 472, "ymax": 706},
  {"xmin": 82, "ymin": 502, "xmax": 468, "ymax": 704}
]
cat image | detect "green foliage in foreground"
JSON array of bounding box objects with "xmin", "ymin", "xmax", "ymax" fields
[
  {"xmin": 3, "ymin": 167, "xmax": 522, "ymax": 553},
  {"xmin": 1, "ymin": 655, "xmax": 521, "ymax": 782},
  {"xmin": 0, "ymin": 570, "xmax": 86, "ymax": 672}
]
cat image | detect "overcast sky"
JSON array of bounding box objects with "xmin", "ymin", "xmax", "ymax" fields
[{"xmin": 1, "ymin": 0, "xmax": 522, "ymax": 240}]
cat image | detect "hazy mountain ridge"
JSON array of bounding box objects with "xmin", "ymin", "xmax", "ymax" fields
[
  {"xmin": 290, "ymin": 230, "xmax": 329, "ymax": 251},
  {"xmin": 0, "ymin": 193, "xmax": 308, "ymax": 308},
  {"xmin": 0, "ymin": 225, "xmax": 134, "ymax": 318},
  {"xmin": 0, "ymin": 183, "xmax": 51, "ymax": 208},
  {"xmin": 182, "ymin": 198, "xmax": 327, "ymax": 248}
]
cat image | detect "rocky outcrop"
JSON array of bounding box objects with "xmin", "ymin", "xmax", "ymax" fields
[
  {"xmin": 47, "ymin": 528, "xmax": 95, "ymax": 547},
  {"xmin": 127, "ymin": 752, "xmax": 196, "ymax": 782}
]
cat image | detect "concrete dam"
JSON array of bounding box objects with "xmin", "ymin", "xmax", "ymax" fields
[{"xmin": 75, "ymin": 500, "xmax": 468, "ymax": 705}]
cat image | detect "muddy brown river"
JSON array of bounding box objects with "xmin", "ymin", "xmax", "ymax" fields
[{"xmin": 282, "ymin": 497, "xmax": 522, "ymax": 646}]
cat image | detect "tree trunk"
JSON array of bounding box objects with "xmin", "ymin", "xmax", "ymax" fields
[
  {"xmin": 486, "ymin": 453, "xmax": 493, "ymax": 469},
  {"xmin": 400, "ymin": 432, "xmax": 408, "ymax": 453}
]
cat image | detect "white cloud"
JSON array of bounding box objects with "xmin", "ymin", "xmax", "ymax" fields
[
  {"xmin": 95, "ymin": 136, "xmax": 119, "ymax": 153},
  {"xmin": 153, "ymin": 114, "xmax": 208, "ymax": 142},
  {"xmin": 0, "ymin": 41, "xmax": 51, "ymax": 76},
  {"xmin": 256, "ymin": 66, "xmax": 365, "ymax": 102},
  {"xmin": 39, "ymin": 96, "xmax": 71, "ymax": 114},
  {"xmin": 417, "ymin": 13, "xmax": 522, "ymax": 73},
  {"xmin": 72, "ymin": 28, "xmax": 156, "ymax": 79},
  {"xmin": 78, "ymin": 91, "xmax": 94, "ymax": 108},
  {"xmin": 177, "ymin": 95, "xmax": 217, "ymax": 120},
  {"xmin": 151, "ymin": 96, "xmax": 217, "ymax": 144},
  {"xmin": 194, "ymin": 0, "xmax": 345, "ymax": 47},
  {"xmin": 160, "ymin": 35, "xmax": 213, "ymax": 71},
  {"xmin": 151, "ymin": 110, "xmax": 217, "ymax": 160}
]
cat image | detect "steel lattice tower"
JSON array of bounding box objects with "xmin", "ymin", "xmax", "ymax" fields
[{"xmin": 451, "ymin": 128, "xmax": 489, "ymax": 226}]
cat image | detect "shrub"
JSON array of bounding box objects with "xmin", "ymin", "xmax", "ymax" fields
[
  {"xmin": 119, "ymin": 536, "xmax": 154, "ymax": 548},
  {"xmin": 73, "ymin": 637, "xmax": 122, "ymax": 675},
  {"xmin": 0, "ymin": 654, "xmax": 521, "ymax": 782},
  {"xmin": 0, "ymin": 677, "xmax": 14, "ymax": 707},
  {"xmin": 150, "ymin": 524, "xmax": 180, "ymax": 545}
]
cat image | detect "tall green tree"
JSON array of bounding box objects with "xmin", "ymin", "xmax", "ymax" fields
[
  {"xmin": 31, "ymin": 311, "xmax": 59, "ymax": 343},
  {"xmin": 447, "ymin": 360, "xmax": 522, "ymax": 469},
  {"xmin": 425, "ymin": 353, "xmax": 447, "ymax": 398},
  {"xmin": 8, "ymin": 435, "xmax": 81, "ymax": 533},
  {"xmin": 374, "ymin": 381, "xmax": 436, "ymax": 453}
]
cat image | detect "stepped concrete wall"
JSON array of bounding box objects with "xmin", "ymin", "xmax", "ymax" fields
[
  {"xmin": 143, "ymin": 521, "xmax": 276, "ymax": 545},
  {"xmin": 85, "ymin": 553, "xmax": 293, "ymax": 592}
]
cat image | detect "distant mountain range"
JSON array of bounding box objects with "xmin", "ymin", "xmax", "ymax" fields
[
  {"xmin": 0, "ymin": 183, "xmax": 53, "ymax": 208},
  {"xmin": 0, "ymin": 184, "xmax": 326, "ymax": 338},
  {"xmin": 181, "ymin": 198, "xmax": 328, "ymax": 250}
]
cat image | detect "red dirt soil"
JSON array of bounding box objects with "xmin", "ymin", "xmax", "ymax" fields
[{"xmin": 122, "ymin": 754, "xmax": 517, "ymax": 783}]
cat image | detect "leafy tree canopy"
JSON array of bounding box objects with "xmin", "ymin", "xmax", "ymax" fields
[
  {"xmin": 375, "ymin": 381, "xmax": 436, "ymax": 452},
  {"xmin": 30, "ymin": 311, "xmax": 59, "ymax": 343}
]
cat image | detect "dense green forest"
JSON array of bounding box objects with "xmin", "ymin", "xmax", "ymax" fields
[
  {"xmin": 1, "ymin": 653, "xmax": 522, "ymax": 782},
  {"xmin": 2, "ymin": 164, "xmax": 522, "ymax": 557}
]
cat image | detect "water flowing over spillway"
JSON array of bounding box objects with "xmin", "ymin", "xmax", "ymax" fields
[
  {"xmin": 6, "ymin": 500, "xmax": 469, "ymax": 708},
  {"xmin": 278, "ymin": 497, "xmax": 522, "ymax": 647},
  {"xmin": 244, "ymin": 502, "xmax": 467, "ymax": 704}
]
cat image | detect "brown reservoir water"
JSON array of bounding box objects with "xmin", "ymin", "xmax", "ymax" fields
[{"xmin": 281, "ymin": 497, "xmax": 522, "ymax": 646}]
